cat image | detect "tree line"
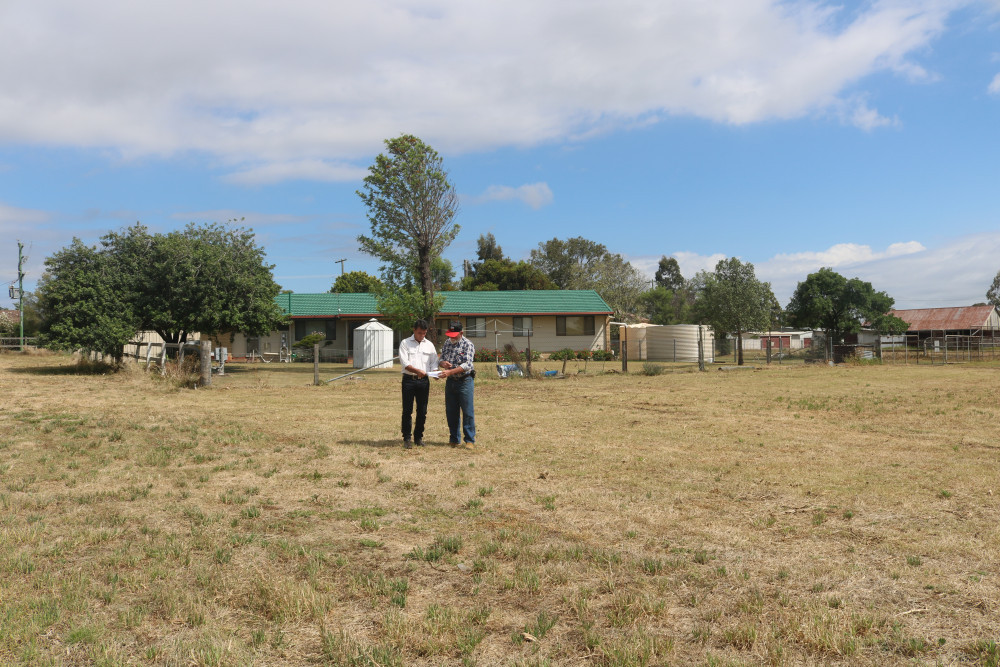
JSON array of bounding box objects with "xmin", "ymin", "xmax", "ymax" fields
[
  {"xmin": 23, "ymin": 132, "xmax": 998, "ymax": 365},
  {"xmin": 352, "ymin": 134, "xmax": 912, "ymax": 364},
  {"xmin": 32, "ymin": 222, "xmax": 285, "ymax": 359}
]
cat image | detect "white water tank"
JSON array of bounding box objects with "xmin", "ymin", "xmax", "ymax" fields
[{"xmin": 353, "ymin": 319, "xmax": 395, "ymax": 369}]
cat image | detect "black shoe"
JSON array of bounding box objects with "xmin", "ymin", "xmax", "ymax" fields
[
  {"xmin": 415, "ymin": 439, "xmax": 424, "ymax": 447},
  {"xmin": 403, "ymin": 439, "xmax": 412, "ymax": 449}
]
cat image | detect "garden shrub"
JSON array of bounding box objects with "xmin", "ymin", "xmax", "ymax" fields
[
  {"xmin": 549, "ymin": 348, "xmax": 576, "ymax": 361},
  {"xmin": 641, "ymin": 362, "xmax": 665, "ymax": 376}
]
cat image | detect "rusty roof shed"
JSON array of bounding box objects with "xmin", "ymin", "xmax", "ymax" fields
[{"xmin": 889, "ymin": 305, "xmax": 1000, "ymax": 332}]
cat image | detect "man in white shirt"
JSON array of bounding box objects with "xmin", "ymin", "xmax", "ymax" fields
[{"xmin": 398, "ymin": 319, "xmax": 438, "ymax": 448}]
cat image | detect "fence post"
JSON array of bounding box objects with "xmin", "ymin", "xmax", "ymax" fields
[
  {"xmin": 697, "ymin": 325, "xmax": 705, "ymax": 372},
  {"xmin": 313, "ymin": 343, "xmax": 320, "ymax": 386},
  {"xmin": 200, "ymin": 339, "xmax": 212, "ymax": 387},
  {"xmin": 621, "ymin": 326, "xmax": 628, "ymax": 373},
  {"xmin": 160, "ymin": 344, "xmax": 168, "ymax": 376}
]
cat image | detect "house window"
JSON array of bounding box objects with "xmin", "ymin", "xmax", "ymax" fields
[
  {"xmin": 556, "ymin": 316, "xmax": 595, "ymax": 337},
  {"xmin": 295, "ymin": 319, "xmax": 334, "ymax": 342},
  {"xmin": 465, "ymin": 317, "xmax": 486, "ymax": 338},
  {"xmin": 513, "ymin": 316, "xmax": 532, "ymax": 337},
  {"xmin": 435, "ymin": 319, "xmax": 450, "ymax": 338}
]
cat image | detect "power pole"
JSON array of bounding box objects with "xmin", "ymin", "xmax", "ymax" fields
[
  {"xmin": 17, "ymin": 241, "xmax": 26, "ymax": 349},
  {"xmin": 335, "ymin": 259, "xmax": 346, "ymax": 275}
]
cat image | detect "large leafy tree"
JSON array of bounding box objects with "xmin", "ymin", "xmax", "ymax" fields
[
  {"xmin": 641, "ymin": 259, "xmax": 698, "ymax": 324},
  {"xmin": 357, "ymin": 134, "xmax": 459, "ymax": 329},
  {"xmin": 462, "ymin": 259, "xmax": 557, "ymax": 291},
  {"xmin": 36, "ymin": 237, "xmax": 142, "ymax": 357},
  {"xmin": 785, "ymin": 267, "xmax": 904, "ymax": 345},
  {"xmin": 694, "ymin": 257, "xmax": 773, "ymax": 365},
  {"xmin": 461, "ymin": 233, "xmax": 554, "ymax": 291},
  {"xmin": 140, "ymin": 222, "xmax": 286, "ymax": 344},
  {"xmin": 37, "ymin": 222, "xmax": 285, "ymax": 357},
  {"xmin": 528, "ymin": 236, "xmax": 645, "ymax": 318},
  {"xmin": 590, "ymin": 253, "xmax": 648, "ymax": 321},
  {"xmin": 476, "ymin": 233, "xmax": 505, "ymax": 263},
  {"xmin": 528, "ymin": 236, "xmax": 609, "ymax": 289},
  {"xmin": 331, "ymin": 271, "xmax": 384, "ymax": 294},
  {"xmin": 987, "ymin": 270, "xmax": 1000, "ymax": 309},
  {"xmin": 639, "ymin": 286, "xmax": 694, "ymax": 325},
  {"xmin": 654, "ymin": 256, "xmax": 685, "ymax": 291}
]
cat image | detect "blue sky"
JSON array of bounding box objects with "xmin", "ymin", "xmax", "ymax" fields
[{"xmin": 3, "ymin": 0, "xmax": 1000, "ymax": 309}]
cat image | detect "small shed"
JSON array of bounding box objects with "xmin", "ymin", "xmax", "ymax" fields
[{"xmin": 353, "ymin": 318, "xmax": 394, "ymax": 369}]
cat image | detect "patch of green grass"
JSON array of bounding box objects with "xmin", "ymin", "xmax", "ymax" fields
[
  {"xmin": 536, "ymin": 495, "xmax": 556, "ymax": 511},
  {"xmin": 321, "ymin": 628, "xmax": 403, "ymax": 666},
  {"xmin": 525, "ymin": 610, "xmax": 558, "ymax": 640},
  {"xmin": 963, "ymin": 639, "xmax": 1000, "ymax": 666}
]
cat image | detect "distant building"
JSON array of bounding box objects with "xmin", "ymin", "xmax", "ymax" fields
[
  {"xmin": 227, "ymin": 290, "xmax": 615, "ymax": 361},
  {"xmin": 888, "ymin": 305, "xmax": 1000, "ymax": 340}
]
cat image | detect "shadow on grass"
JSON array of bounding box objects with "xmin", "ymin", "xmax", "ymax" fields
[
  {"xmin": 7, "ymin": 363, "xmax": 117, "ymax": 376},
  {"xmin": 339, "ymin": 438, "xmax": 456, "ymax": 449}
]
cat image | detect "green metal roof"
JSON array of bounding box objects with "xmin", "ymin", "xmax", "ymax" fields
[
  {"xmin": 277, "ymin": 290, "xmax": 612, "ymax": 318},
  {"xmin": 276, "ymin": 292, "xmax": 378, "ymax": 317}
]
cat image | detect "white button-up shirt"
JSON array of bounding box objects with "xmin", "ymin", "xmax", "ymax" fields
[{"xmin": 399, "ymin": 335, "xmax": 438, "ymax": 376}]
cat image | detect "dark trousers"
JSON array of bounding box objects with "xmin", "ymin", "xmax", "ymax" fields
[{"xmin": 401, "ymin": 375, "xmax": 430, "ymax": 441}]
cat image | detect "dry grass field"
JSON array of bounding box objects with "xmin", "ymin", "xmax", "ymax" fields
[{"xmin": 1, "ymin": 351, "xmax": 999, "ymax": 666}]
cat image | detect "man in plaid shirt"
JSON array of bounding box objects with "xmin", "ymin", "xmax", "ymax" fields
[{"xmin": 438, "ymin": 320, "xmax": 476, "ymax": 447}]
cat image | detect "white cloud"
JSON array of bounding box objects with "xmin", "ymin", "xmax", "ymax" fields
[
  {"xmin": 0, "ymin": 202, "xmax": 49, "ymax": 225},
  {"xmin": 762, "ymin": 240, "xmax": 925, "ymax": 278},
  {"xmin": 223, "ymin": 160, "xmax": 368, "ymax": 186},
  {"xmin": 0, "ymin": 0, "xmax": 964, "ymax": 180},
  {"xmin": 630, "ymin": 236, "xmax": 995, "ymax": 311},
  {"xmin": 468, "ymin": 183, "xmax": 554, "ymax": 209},
  {"xmin": 672, "ymin": 251, "xmax": 729, "ymax": 278},
  {"xmin": 836, "ymin": 233, "xmax": 1000, "ymax": 309},
  {"xmin": 755, "ymin": 236, "xmax": 999, "ymax": 308},
  {"xmin": 846, "ymin": 99, "xmax": 898, "ymax": 130},
  {"xmin": 989, "ymin": 73, "xmax": 1000, "ymax": 94}
]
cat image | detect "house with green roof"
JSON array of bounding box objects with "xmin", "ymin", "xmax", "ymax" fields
[{"xmin": 228, "ymin": 290, "xmax": 613, "ymax": 360}]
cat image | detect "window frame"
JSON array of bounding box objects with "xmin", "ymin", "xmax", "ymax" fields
[
  {"xmin": 513, "ymin": 316, "xmax": 533, "ymax": 337},
  {"xmin": 465, "ymin": 316, "xmax": 486, "ymax": 338},
  {"xmin": 556, "ymin": 315, "xmax": 595, "ymax": 337}
]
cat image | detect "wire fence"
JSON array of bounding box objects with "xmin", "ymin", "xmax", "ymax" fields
[
  {"xmin": 0, "ymin": 337, "xmax": 38, "ymax": 350},
  {"xmin": 878, "ymin": 333, "xmax": 1000, "ymax": 364}
]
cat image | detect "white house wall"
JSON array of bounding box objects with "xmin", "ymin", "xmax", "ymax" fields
[
  {"xmin": 464, "ymin": 316, "xmax": 608, "ymax": 354},
  {"xmin": 228, "ymin": 314, "xmax": 609, "ymax": 359}
]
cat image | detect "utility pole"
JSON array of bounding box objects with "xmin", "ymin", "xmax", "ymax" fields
[
  {"xmin": 17, "ymin": 242, "xmax": 26, "ymax": 349},
  {"xmin": 335, "ymin": 259, "xmax": 346, "ymax": 275}
]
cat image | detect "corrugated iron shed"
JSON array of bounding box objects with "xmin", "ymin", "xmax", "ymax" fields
[{"xmin": 889, "ymin": 305, "xmax": 999, "ymax": 331}]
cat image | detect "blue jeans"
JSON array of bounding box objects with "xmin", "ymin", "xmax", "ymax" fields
[{"xmin": 445, "ymin": 377, "xmax": 475, "ymax": 444}]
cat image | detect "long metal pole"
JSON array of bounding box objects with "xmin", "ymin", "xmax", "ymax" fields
[
  {"xmin": 18, "ymin": 241, "xmax": 25, "ymax": 349},
  {"xmin": 324, "ymin": 356, "xmax": 400, "ymax": 383}
]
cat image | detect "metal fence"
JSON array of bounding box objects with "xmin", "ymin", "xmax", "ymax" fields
[
  {"xmin": 0, "ymin": 337, "xmax": 37, "ymax": 350},
  {"xmin": 879, "ymin": 333, "xmax": 1000, "ymax": 364}
]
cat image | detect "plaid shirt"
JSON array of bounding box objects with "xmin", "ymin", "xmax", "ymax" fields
[{"xmin": 440, "ymin": 335, "xmax": 475, "ymax": 376}]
